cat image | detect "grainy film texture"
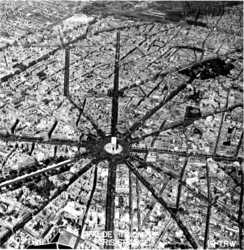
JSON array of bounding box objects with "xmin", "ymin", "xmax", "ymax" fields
[{"xmin": 0, "ymin": 1, "xmax": 243, "ymax": 249}]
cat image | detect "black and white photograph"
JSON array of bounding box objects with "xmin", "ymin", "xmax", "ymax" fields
[{"xmin": 0, "ymin": 1, "xmax": 243, "ymax": 249}]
